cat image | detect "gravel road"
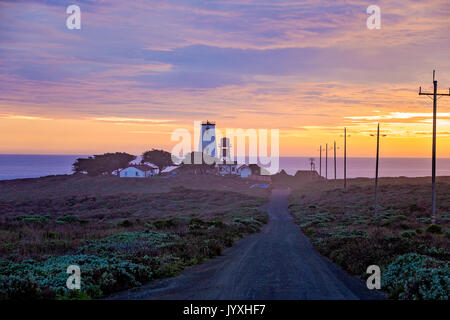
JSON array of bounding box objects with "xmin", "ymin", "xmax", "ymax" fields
[{"xmin": 109, "ymin": 189, "xmax": 383, "ymax": 300}]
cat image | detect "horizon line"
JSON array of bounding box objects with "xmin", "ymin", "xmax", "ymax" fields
[{"xmin": 1, "ymin": 153, "xmax": 450, "ymax": 160}]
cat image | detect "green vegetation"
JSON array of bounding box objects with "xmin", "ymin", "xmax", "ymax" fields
[
  {"xmin": 0, "ymin": 176, "xmax": 269, "ymax": 300},
  {"xmin": 382, "ymin": 253, "xmax": 448, "ymax": 300},
  {"xmin": 289, "ymin": 177, "xmax": 450, "ymax": 300},
  {"xmin": 73, "ymin": 152, "xmax": 136, "ymax": 176},
  {"xmin": 141, "ymin": 149, "xmax": 174, "ymax": 175},
  {"xmin": 426, "ymin": 224, "xmax": 442, "ymax": 234}
]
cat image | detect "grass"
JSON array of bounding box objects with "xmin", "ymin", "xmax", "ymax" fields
[
  {"xmin": 0, "ymin": 175, "xmax": 269, "ymax": 300},
  {"xmin": 288, "ymin": 176, "xmax": 450, "ymax": 300},
  {"xmin": 0, "ymin": 174, "xmax": 268, "ymax": 202}
]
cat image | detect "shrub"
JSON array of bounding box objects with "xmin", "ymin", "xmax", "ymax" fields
[
  {"xmin": 212, "ymin": 220, "xmax": 224, "ymax": 228},
  {"xmin": 426, "ymin": 224, "xmax": 442, "ymax": 234},
  {"xmin": 0, "ymin": 254, "xmax": 153, "ymax": 300},
  {"xmin": 445, "ymin": 229, "xmax": 450, "ymax": 239},
  {"xmin": 58, "ymin": 290, "xmax": 91, "ymax": 300},
  {"xmin": 0, "ymin": 275, "xmax": 44, "ymax": 300},
  {"xmin": 297, "ymin": 212, "xmax": 334, "ymax": 228},
  {"xmin": 382, "ymin": 215, "xmax": 407, "ymax": 226},
  {"xmin": 0, "ymin": 184, "xmax": 269, "ymax": 300},
  {"xmin": 400, "ymin": 230, "xmax": 416, "ymax": 238},
  {"xmin": 15, "ymin": 215, "xmax": 49, "ymax": 225},
  {"xmin": 399, "ymin": 223, "xmax": 411, "ymax": 230},
  {"xmin": 417, "ymin": 217, "xmax": 431, "ymax": 224},
  {"xmin": 85, "ymin": 285, "xmax": 103, "ymax": 299},
  {"xmin": 329, "ymin": 229, "xmax": 369, "ymax": 239},
  {"xmin": 189, "ymin": 218, "xmax": 208, "ymax": 230},
  {"xmin": 304, "ymin": 226, "xmax": 315, "ymax": 235},
  {"xmin": 78, "ymin": 231, "xmax": 173, "ymax": 256},
  {"xmin": 382, "ymin": 253, "xmax": 449, "ymax": 300},
  {"xmin": 189, "ymin": 218, "xmax": 204, "ymax": 225},
  {"xmin": 152, "ymin": 218, "xmax": 176, "ymax": 229},
  {"xmin": 56, "ymin": 215, "xmax": 80, "ymax": 224},
  {"xmin": 44, "ymin": 231, "xmax": 59, "ymax": 239},
  {"xmin": 119, "ymin": 219, "xmax": 133, "ymax": 227},
  {"xmin": 156, "ymin": 258, "xmax": 185, "ymax": 278}
]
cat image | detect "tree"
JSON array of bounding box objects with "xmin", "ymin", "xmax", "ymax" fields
[
  {"xmin": 73, "ymin": 152, "xmax": 136, "ymax": 176},
  {"xmin": 73, "ymin": 157, "xmax": 97, "ymax": 176},
  {"xmin": 141, "ymin": 149, "xmax": 174, "ymax": 175},
  {"xmin": 96, "ymin": 152, "xmax": 136, "ymax": 175}
]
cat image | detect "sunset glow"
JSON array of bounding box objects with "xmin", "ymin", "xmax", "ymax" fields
[{"xmin": 1, "ymin": 0, "xmax": 449, "ymax": 157}]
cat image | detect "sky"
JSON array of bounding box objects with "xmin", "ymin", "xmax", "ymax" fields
[{"xmin": 0, "ymin": 0, "xmax": 449, "ymax": 157}]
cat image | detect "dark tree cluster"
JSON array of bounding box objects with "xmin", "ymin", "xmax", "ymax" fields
[
  {"xmin": 72, "ymin": 149, "xmax": 177, "ymax": 177},
  {"xmin": 73, "ymin": 152, "xmax": 136, "ymax": 176},
  {"xmin": 141, "ymin": 149, "xmax": 174, "ymax": 175}
]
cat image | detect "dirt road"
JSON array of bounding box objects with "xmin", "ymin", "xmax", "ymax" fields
[{"xmin": 109, "ymin": 189, "xmax": 383, "ymax": 300}]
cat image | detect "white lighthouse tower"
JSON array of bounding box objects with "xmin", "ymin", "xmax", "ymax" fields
[{"xmin": 199, "ymin": 121, "xmax": 216, "ymax": 158}]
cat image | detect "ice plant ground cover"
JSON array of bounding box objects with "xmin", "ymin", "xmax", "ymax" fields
[
  {"xmin": 288, "ymin": 176, "xmax": 450, "ymax": 300},
  {"xmin": 0, "ymin": 175, "xmax": 268, "ymax": 299}
]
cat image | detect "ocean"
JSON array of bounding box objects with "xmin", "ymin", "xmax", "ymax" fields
[
  {"xmin": 279, "ymin": 157, "xmax": 450, "ymax": 178},
  {"xmin": 1, "ymin": 155, "xmax": 450, "ymax": 181},
  {"xmin": 0, "ymin": 155, "xmax": 85, "ymax": 181}
]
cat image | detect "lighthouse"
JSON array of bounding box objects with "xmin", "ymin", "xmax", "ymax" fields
[
  {"xmin": 199, "ymin": 121, "xmax": 216, "ymax": 158},
  {"xmin": 220, "ymin": 137, "xmax": 231, "ymax": 163}
]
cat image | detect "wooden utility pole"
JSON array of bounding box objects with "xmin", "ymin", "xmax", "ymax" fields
[
  {"xmin": 325, "ymin": 143, "xmax": 328, "ymax": 180},
  {"xmin": 419, "ymin": 70, "xmax": 450, "ymax": 224},
  {"xmin": 374, "ymin": 123, "xmax": 380, "ymax": 217},
  {"xmin": 334, "ymin": 141, "xmax": 337, "ymax": 180},
  {"xmin": 344, "ymin": 127, "xmax": 347, "ymax": 190},
  {"xmin": 319, "ymin": 145, "xmax": 322, "ymax": 177},
  {"xmin": 372, "ymin": 124, "xmax": 386, "ymax": 217}
]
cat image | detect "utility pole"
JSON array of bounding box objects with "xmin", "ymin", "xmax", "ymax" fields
[
  {"xmin": 371, "ymin": 124, "xmax": 386, "ymax": 217},
  {"xmin": 334, "ymin": 141, "xmax": 337, "ymax": 180},
  {"xmin": 374, "ymin": 123, "xmax": 380, "ymax": 217},
  {"xmin": 419, "ymin": 70, "xmax": 450, "ymax": 224},
  {"xmin": 319, "ymin": 145, "xmax": 322, "ymax": 177},
  {"xmin": 309, "ymin": 158, "xmax": 315, "ymax": 171},
  {"xmin": 344, "ymin": 127, "xmax": 347, "ymax": 190},
  {"xmin": 309, "ymin": 158, "xmax": 315, "ymax": 180},
  {"xmin": 325, "ymin": 143, "xmax": 328, "ymax": 180}
]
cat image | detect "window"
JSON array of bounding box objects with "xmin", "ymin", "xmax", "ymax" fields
[{"xmin": 136, "ymin": 171, "xmax": 139, "ymax": 176}]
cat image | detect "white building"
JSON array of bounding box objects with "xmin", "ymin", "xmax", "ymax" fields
[
  {"xmin": 238, "ymin": 165, "xmax": 252, "ymax": 178},
  {"xmin": 216, "ymin": 162, "xmax": 238, "ymax": 176},
  {"xmin": 119, "ymin": 164, "xmax": 157, "ymax": 178},
  {"xmin": 200, "ymin": 121, "xmax": 216, "ymax": 158}
]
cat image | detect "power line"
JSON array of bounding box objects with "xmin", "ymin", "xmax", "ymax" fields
[{"xmin": 418, "ymin": 70, "xmax": 450, "ymax": 225}]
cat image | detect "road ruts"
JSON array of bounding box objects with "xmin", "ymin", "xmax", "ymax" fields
[{"xmin": 108, "ymin": 189, "xmax": 384, "ymax": 300}]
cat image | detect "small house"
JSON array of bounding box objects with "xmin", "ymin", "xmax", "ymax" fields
[
  {"xmin": 216, "ymin": 161, "xmax": 238, "ymax": 176},
  {"xmin": 237, "ymin": 165, "xmax": 252, "ymax": 178},
  {"xmin": 119, "ymin": 164, "xmax": 157, "ymax": 178}
]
